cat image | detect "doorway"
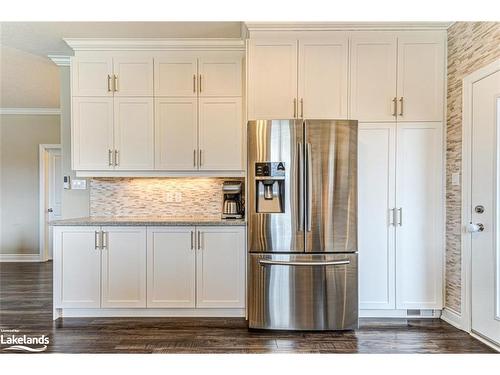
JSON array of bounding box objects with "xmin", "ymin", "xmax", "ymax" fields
[
  {"xmin": 39, "ymin": 144, "xmax": 62, "ymax": 261},
  {"xmin": 463, "ymin": 59, "xmax": 500, "ymax": 348}
]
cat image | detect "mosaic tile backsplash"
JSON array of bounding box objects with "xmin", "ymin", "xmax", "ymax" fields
[
  {"xmin": 445, "ymin": 22, "xmax": 500, "ymax": 314},
  {"xmin": 90, "ymin": 178, "xmax": 241, "ymax": 218}
]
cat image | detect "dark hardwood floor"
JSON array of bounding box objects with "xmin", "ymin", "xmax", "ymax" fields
[{"xmin": 0, "ymin": 261, "xmax": 495, "ymax": 353}]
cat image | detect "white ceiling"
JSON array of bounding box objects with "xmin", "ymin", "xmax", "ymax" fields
[{"xmin": 0, "ymin": 22, "xmax": 243, "ymax": 57}]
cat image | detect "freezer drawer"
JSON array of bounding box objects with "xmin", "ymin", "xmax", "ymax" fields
[{"xmin": 248, "ymin": 253, "xmax": 358, "ymax": 330}]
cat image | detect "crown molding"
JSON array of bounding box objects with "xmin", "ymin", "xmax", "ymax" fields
[
  {"xmin": 0, "ymin": 108, "xmax": 61, "ymax": 115},
  {"xmin": 64, "ymin": 38, "xmax": 245, "ymax": 51},
  {"xmin": 245, "ymin": 22, "xmax": 454, "ymax": 32},
  {"xmin": 48, "ymin": 55, "xmax": 71, "ymax": 66}
]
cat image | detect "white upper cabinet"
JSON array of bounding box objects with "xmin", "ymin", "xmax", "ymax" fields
[
  {"xmin": 298, "ymin": 34, "xmax": 348, "ymax": 119},
  {"xmin": 154, "ymin": 53, "xmax": 198, "ymax": 97},
  {"xmin": 155, "ymin": 97, "xmax": 198, "ymax": 170},
  {"xmin": 146, "ymin": 227, "xmax": 196, "ymax": 308},
  {"xmin": 101, "ymin": 227, "xmax": 147, "ymax": 308},
  {"xmin": 53, "ymin": 227, "xmax": 101, "ymax": 308},
  {"xmin": 196, "ymin": 227, "xmax": 246, "ymax": 308},
  {"xmin": 395, "ymin": 122, "xmax": 443, "ymax": 309},
  {"xmin": 113, "ymin": 97, "xmax": 154, "ymax": 170},
  {"xmin": 396, "ymin": 32, "xmax": 445, "ymax": 122},
  {"xmin": 248, "ymin": 38, "xmax": 298, "ymax": 120},
  {"xmin": 199, "ymin": 97, "xmax": 243, "ymax": 170},
  {"xmin": 113, "ymin": 57, "xmax": 154, "ymax": 97},
  {"xmin": 71, "ymin": 57, "xmax": 113, "ymax": 97},
  {"xmin": 72, "ymin": 97, "xmax": 114, "ymax": 170},
  {"xmin": 350, "ymin": 33, "xmax": 398, "ymax": 122},
  {"xmin": 198, "ymin": 53, "xmax": 243, "ymax": 97},
  {"xmin": 358, "ymin": 123, "xmax": 396, "ymax": 310}
]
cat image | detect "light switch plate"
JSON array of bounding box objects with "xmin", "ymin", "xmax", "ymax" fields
[
  {"xmin": 71, "ymin": 179, "xmax": 87, "ymax": 190},
  {"xmin": 452, "ymin": 173, "xmax": 460, "ymax": 186}
]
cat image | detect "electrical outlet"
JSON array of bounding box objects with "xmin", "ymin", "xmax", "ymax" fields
[
  {"xmin": 175, "ymin": 192, "xmax": 182, "ymax": 202},
  {"xmin": 166, "ymin": 192, "xmax": 174, "ymax": 202},
  {"xmin": 452, "ymin": 173, "xmax": 460, "ymax": 186},
  {"xmin": 71, "ymin": 179, "xmax": 87, "ymax": 190}
]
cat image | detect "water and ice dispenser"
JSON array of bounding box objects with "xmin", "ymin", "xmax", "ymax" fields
[{"xmin": 255, "ymin": 162, "xmax": 285, "ymax": 214}]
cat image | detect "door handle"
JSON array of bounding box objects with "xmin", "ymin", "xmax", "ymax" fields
[
  {"xmin": 193, "ymin": 149, "xmax": 197, "ymax": 168},
  {"xmin": 113, "ymin": 75, "xmax": 118, "ymax": 92},
  {"xmin": 197, "ymin": 231, "xmax": 201, "ymax": 250},
  {"xmin": 107, "ymin": 75, "xmax": 112, "ymax": 92},
  {"xmin": 306, "ymin": 142, "xmax": 312, "ymax": 232},
  {"xmin": 199, "ymin": 149, "xmax": 203, "ymax": 167},
  {"xmin": 399, "ymin": 97, "xmax": 404, "ymax": 116},
  {"xmin": 193, "ymin": 74, "xmax": 197, "ymax": 93},
  {"xmin": 199, "ymin": 74, "xmax": 202, "ymax": 93},
  {"xmin": 114, "ymin": 150, "xmax": 119, "ymax": 166},
  {"xmin": 467, "ymin": 223, "xmax": 484, "ymax": 233},
  {"xmin": 108, "ymin": 149, "xmax": 113, "ymax": 166},
  {"xmin": 389, "ymin": 208, "xmax": 395, "ymax": 226},
  {"xmin": 293, "ymin": 98, "xmax": 297, "ymax": 118},
  {"xmin": 259, "ymin": 259, "xmax": 350, "ymax": 267},
  {"xmin": 300, "ymin": 98, "xmax": 304, "ymax": 118},
  {"xmin": 297, "ymin": 142, "xmax": 304, "ymax": 231},
  {"xmin": 94, "ymin": 231, "xmax": 100, "ymax": 249},
  {"xmin": 101, "ymin": 231, "xmax": 107, "ymax": 249},
  {"xmin": 397, "ymin": 208, "xmax": 403, "ymax": 226},
  {"xmin": 392, "ymin": 97, "xmax": 397, "ymax": 117},
  {"xmin": 191, "ymin": 230, "xmax": 194, "ymax": 249},
  {"xmin": 47, "ymin": 208, "xmax": 53, "ymax": 213}
]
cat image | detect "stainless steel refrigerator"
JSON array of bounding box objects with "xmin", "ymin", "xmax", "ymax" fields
[{"xmin": 247, "ymin": 119, "xmax": 358, "ymax": 330}]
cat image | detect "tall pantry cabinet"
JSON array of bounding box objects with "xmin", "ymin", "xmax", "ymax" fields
[{"xmin": 246, "ymin": 27, "xmax": 446, "ymax": 315}]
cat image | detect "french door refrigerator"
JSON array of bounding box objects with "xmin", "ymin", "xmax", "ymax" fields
[{"xmin": 247, "ymin": 119, "xmax": 358, "ymax": 330}]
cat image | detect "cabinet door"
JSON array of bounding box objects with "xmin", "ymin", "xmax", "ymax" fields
[
  {"xmin": 72, "ymin": 97, "xmax": 114, "ymax": 170},
  {"xmin": 298, "ymin": 34, "xmax": 348, "ymax": 119},
  {"xmin": 114, "ymin": 97, "xmax": 154, "ymax": 170},
  {"xmin": 358, "ymin": 123, "xmax": 396, "ymax": 310},
  {"xmin": 155, "ymin": 98, "xmax": 198, "ymax": 170},
  {"xmin": 147, "ymin": 227, "xmax": 196, "ymax": 308},
  {"xmin": 199, "ymin": 97, "xmax": 243, "ymax": 170},
  {"xmin": 101, "ymin": 227, "xmax": 147, "ymax": 308},
  {"xmin": 350, "ymin": 32, "xmax": 397, "ymax": 122},
  {"xmin": 71, "ymin": 57, "xmax": 113, "ymax": 97},
  {"xmin": 113, "ymin": 57, "xmax": 154, "ymax": 97},
  {"xmin": 395, "ymin": 122, "xmax": 443, "ymax": 309},
  {"xmin": 154, "ymin": 53, "xmax": 198, "ymax": 97},
  {"xmin": 198, "ymin": 52, "xmax": 243, "ymax": 97},
  {"xmin": 196, "ymin": 227, "xmax": 245, "ymax": 308},
  {"xmin": 248, "ymin": 39, "xmax": 298, "ymax": 120},
  {"xmin": 53, "ymin": 226, "xmax": 101, "ymax": 308},
  {"xmin": 397, "ymin": 32, "xmax": 445, "ymax": 122}
]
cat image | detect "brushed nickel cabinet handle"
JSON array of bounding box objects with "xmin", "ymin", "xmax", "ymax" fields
[
  {"xmin": 114, "ymin": 75, "xmax": 118, "ymax": 92},
  {"xmin": 191, "ymin": 230, "xmax": 194, "ymax": 250},
  {"xmin": 197, "ymin": 231, "xmax": 201, "ymax": 250},
  {"xmin": 107, "ymin": 75, "xmax": 112, "ymax": 92},
  {"xmin": 300, "ymin": 98, "xmax": 304, "ymax": 118},
  {"xmin": 114, "ymin": 150, "xmax": 119, "ymax": 166},
  {"xmin": 193, "ymin": 149, "xmax": 197, "ymax": 167},
  {"xmin": 293, "ymin": 98, "xmax": 297, "ymax": 118},
  {"xmin": 95, "ymin": 231, "xmax": 100, "ymax": 249},
  {"xmin": 199, "ymin": 74, "xmax": 202, "ymax": 93},
  {"xmin": 199, "ymin": 149, "xmax": 202, "ymax": 167},
  {"xmin": 398, "ymin": 208, "xmax": 403, "ymax": 226},
  {"xmin": 100, "ymin": 231, "xmax": 106, "ymax": 249},
  {"xmin": 193, "ymin": 74, "xmax": 196, "ymax": 93},
  {"xmin": 108, "ymin": 149, "xmax": 113, "ymax": 166},
  {"xmin": 399, "ymin": 97, "xmax": 404, "ymax": 116},
  {"xmin": 392, "ymin": 97, "xmax": 397, "ymax": 117}
]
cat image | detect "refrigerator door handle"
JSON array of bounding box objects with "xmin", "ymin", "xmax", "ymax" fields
[
  {"xmin": 297, "ymin": 142, "xmax": 304, "ymax": 231},
  {"xmin": 259, "ymin": 259, "xmax": 350, "ymax": 267},
  {"xmin": 306, "ymin": 142, "xmax": 312, "ymax": 232}
]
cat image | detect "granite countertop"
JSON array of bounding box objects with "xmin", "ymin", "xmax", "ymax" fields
[{"xmin": 50, "ymin": 216, "xmax": 246, "ymax": 227}]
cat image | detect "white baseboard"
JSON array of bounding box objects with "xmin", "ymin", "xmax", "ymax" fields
[
  {"xmin": 0, "ymin": 254, "xmax": 42, "ymax": 262},
  {"xmin": 470, "ymin": 332, "xmax": 500, "ymax": 352},
  {"xmin": 441, "ymin": 307, "xmax": 463, "ymax": 330},
  {"xmin": 56, "ymin": 308, "xmax": 246, "ymax": 319},
  {"xmin": 360, "ymin": 309, "xmax": 441, "ymax": 318}
]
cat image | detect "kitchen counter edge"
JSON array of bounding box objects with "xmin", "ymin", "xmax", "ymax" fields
[{"xmin": 50, "ymin": 217, "xmax": 247, "ymax": 227}]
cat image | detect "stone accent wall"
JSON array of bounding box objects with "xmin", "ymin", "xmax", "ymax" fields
[
  {"xmin": 446, "ymin": 22, "xmax": 500, "ymax": 313},
  {"xmin": 90, "ymin": 177, "xmax": 242, "ymax": 218}
]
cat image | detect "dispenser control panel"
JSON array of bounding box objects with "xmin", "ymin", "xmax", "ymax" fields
[{"xmin": 255, "ymin": 162, "xmax": 285, "ymax": 177}]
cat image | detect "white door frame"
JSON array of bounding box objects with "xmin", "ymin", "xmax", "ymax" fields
[
  {"xmin": 39, "ymin": 144, "xmax": 62, "ymax": 262},
  {"xmin": 461, "ymin": 58, "xmax": 500, "ymax": 350}
]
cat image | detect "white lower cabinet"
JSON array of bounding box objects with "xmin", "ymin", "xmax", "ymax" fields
[
  {"xmin": 53, "ymin": 226, "xmax": 101, "ymax": 308},
  {"xmin": 196, "ymin": 227, "xmax": 246, "ymax": 308},
  {"xmin": 101, "ymin": 227, "xmax": 147, "ymax": 308},
  {"xmin": 358, "ymin": 122, "xmax": 443, "ymax": 312},
  {"xmin": 147, "ymin": 227, "xmax": 196, "ymax": 308}
]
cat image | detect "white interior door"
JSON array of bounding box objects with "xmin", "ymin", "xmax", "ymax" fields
[
  {"xmin": 154, "ymin": 97, "xmax": 198, "ymax": 170},
  {"xmin": 247, "ymin": 38, "xmax": 298, "ymax": 120},
  {"xmin": 113, "ymin": 97, "xmax": 154, "ymax": 170},
  {"xmin": 47, "ymin": 148, "xmax": 62, "ymax": 260},
  {"xmin": 395, "ymin": 122, "xmax": 443, "ymax": 309},
  {"xmin": 358, "ymin": 123, "xmax": 396, "ymax": 309},
  {"xmin": 470, "ymin": 69, "xmax": 500, "ymax": 345},
  {"xmin": 350, "ymin": 32, "xmax": 397, "ymax": 122},
  {"xmin": 198, "ymin": 97, "xmax": 243, "ymax": 170},
  {"xmin": 101, "ymin": 226, "xmax": 147, "ymax": 308},
  {"xmin": 298, "ymin": 35, "xmax": 348, "ymax": 119},
  {"xmin": 147, "ymin": 227, "xmax": 196, "ymax": 308}
]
